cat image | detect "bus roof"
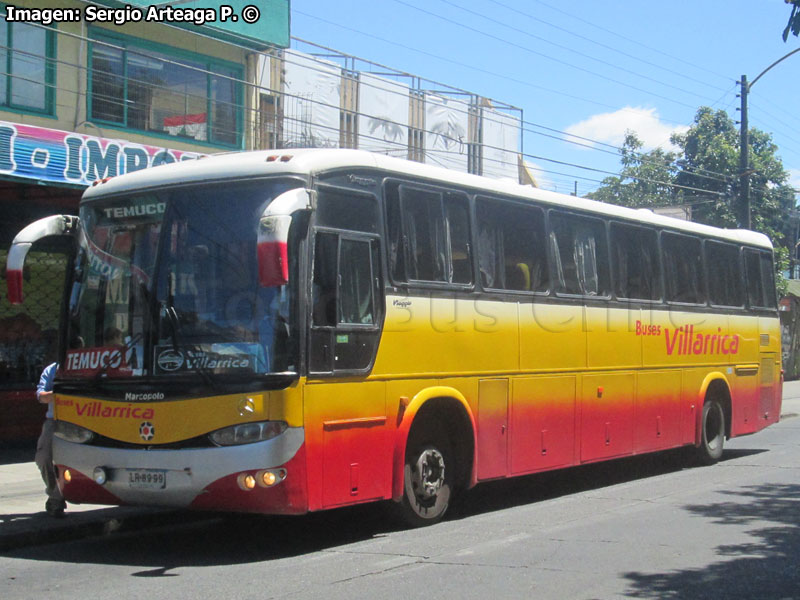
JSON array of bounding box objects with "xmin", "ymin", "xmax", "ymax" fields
[{"xmin": 83, "ymin": 148, "xmax": 772, "ymax": 250}]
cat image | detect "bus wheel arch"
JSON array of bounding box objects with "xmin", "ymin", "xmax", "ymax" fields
[{"xmin": 392, "ymin": 392, "xmax": 476, "ymax": 525}]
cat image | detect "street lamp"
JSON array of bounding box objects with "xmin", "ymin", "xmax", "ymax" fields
[{"xmin": 738, "ymin": 47, "xmax": 800, "ymax": 230}]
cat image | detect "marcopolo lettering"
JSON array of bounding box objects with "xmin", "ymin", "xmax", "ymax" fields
[{"xmin": 125, "ymin": 392, "xmax": 165, "ymax": 401}]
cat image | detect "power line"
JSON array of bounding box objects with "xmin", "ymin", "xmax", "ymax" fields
[
  {"xmin": 484, "ymin": 0, "xmax": 733, "ymax": 95},
  {"xmin": 389, "ymin": 0, "xmax": 703, "ymax": 111},
  {"xmin": 7, "ymin": 14, "xmax": 748, "ymax": 199},
  {"xmin": 526, "ymin": 0, "xmax": 732, "ymax": 83},
  {"xmin": 435, "ymin": 0, "xmax": 726, "ymax": 104}
]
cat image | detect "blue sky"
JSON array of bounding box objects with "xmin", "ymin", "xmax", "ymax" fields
[{"xmin": 291, "ymin": 0, "xmax": 800, "ymax": 201}]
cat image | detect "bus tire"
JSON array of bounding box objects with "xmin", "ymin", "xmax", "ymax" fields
[
  {"xmin": 696, "ymin": 398, "xmax": 725, "ymax": 465},
  {"xmin": 397, "ymin": 426, "xmax": 453, "ymax": 527}
]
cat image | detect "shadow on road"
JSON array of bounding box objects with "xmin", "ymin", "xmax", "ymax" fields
[
  {"xmin": 0, "ymin": 442, "xmax": 35, "ymax": 466},
  {"xmin": 623, "ymin": 481, "xmax": 800, "ymax": 598},
  {"xmin": 3, "ymin": 447, "xmax": 771, "ymax": 575}
]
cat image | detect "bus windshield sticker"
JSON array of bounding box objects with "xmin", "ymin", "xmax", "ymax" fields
[
  {"xmin": 153, "ymin": 344, "xmax": 259, "ymax": 375},
  {"xmin": 64, "ymin": 346, "xmax": 134, "ymax": 377},
  {"xmin": 98, "ymin": 196, "xmax": 165, "ymax": 224}
]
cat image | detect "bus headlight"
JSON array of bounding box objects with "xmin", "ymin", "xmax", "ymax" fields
[
  {"xmin": 208, "ymin": 421, "xmax": 288, "ymax": 446},
  {"xmin": 54, "ymin": 421, "xmax": 95, "ymax": 444}
]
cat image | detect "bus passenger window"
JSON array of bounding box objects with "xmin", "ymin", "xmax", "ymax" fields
[
  {"xmin": 310, "ymin": 231, "xmax": 382, "ymax": 374},
  {"xmin": 338, "ymin": 239, "xmax": 375, "ymax": 325},
  {"xmin": 550, "ymin": 212, "xmax": 609, "ymax": 296},
  {"xmin": 706, "ymin": 241, "xmax": 743, "ymax": 307},
  {"xmin": 610, "ymin": 223, "xmax": 661, "ymax": 301},
  {"xmin": 401, "ymin": 188, "xmax": 446, "ymax": 282},
  {"xmin": 662, "ymin": 232, "xmax": 704, "ymax": 304},
  {"xmin": 317, "ymin": 189, "xmax": 378, "ymax": 233},
  {"xmin": 445, "ymin": 194, "xmax": 472, "ymax": 285},
  {"xmin": 476, "ymin": 197, "xmax": 548, "ymax": 292},
  {"xmin": 745, "ymin": 249, "xmax": 777, "ymax": 309},
  {"xmin": 760, "ymin": 252, "xmax": 777, "ymax": 308},
  {"xmin": 385, "ymin": 182, "xmax": 472, "ymax": 286},
  {"xmin": 312, "ymin": 233, "xmax": 338, "ymax": 327}
]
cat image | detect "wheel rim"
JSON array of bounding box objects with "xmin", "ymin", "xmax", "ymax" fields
[
  {"xmin": 411, "ymin": 448, "xmax": 446, "ymax": 501},
  {"xmin": 705, "ymin": 403, "xmax": 724, "ymax": 451}
]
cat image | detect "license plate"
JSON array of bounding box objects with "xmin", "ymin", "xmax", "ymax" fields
[{"xmin": 127, "ymin": 469, "xmax": 167, "ymax": 490}]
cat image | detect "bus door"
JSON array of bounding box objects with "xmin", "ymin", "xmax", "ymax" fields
[{"xmin": 303, "ymin": 187, "xmax": 389, "ymax": 510}]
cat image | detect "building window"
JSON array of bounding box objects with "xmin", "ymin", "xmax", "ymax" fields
[
  {"xmin": 0, "ymin": 15, "xmax": 54, "ymax": 114},
  {"xmin": 89, "ymin": 32, "xmax": 242, "ymax": 147}
]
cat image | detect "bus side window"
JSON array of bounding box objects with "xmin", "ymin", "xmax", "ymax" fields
[
  {"xmin": 312, "ymin": 233, "xmax": 338, "ymax": 327},
  {"xmin": 338, "ymin": 239, "xmax": 375, "ymax": 325},
  {"xmin": 310, "ymin": 231, "xmax": 382, "ymax": 374},
  {"xmin": 745, "ymin": 248, "xmax": 777, "ymax": 309},
  {"xmin": 402, "ymin": 188, "xmax": 446, "ymax": 282},
  {"xmin": 706, "ymin": 241, "xmax": 744, "ymax": 307},
  {"xmin": 444, "ymin": 194, "xmax": 472, "ymax": 285},
  {"xmin": 610, "ymin": 223, "xmax": 661, "ymax": 301},
  {"xmin": 662, "ymin": 232, "xmax": 705, "ymax": 304},
  {"xmin": 550, "ymin": 212, "xmax": 609, "ymax": 297},
  {"xmin": 476, "ymin": 197, "xmax": 548, "ymax": 293},
  {"xmin": 385, "ymin": 182, "xmax": 472, "ymax": 286},
  {"xmin": 316, "ymin": 188, "xmax": 379, "ymax": 233},
  {"xmin": 760, "ymin": 252, "xmax": 777, "ymax": 309}
]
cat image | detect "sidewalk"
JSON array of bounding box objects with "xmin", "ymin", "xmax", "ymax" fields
[
  {"xmin": 3, "ymin": 385, "xmax": 800, "ymax": 552},
  {"xmin": 0, "ymin": 443, "xmax": 184, "ymax": 551}
]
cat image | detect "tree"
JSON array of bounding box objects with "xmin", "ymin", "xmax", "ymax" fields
[
  {"xmin": 586, "ymin": 132, "xmax": 682, "ymax": 209},
  {"xmin": 672, "ymin": 107, "xmax": 795, "ymax": 246},
  {"xmin": 784, "ymin": 0, "xmax": 800, "ymax": 41}
]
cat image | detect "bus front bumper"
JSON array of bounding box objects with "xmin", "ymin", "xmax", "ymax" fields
[{"xmin": 53, "ymin": 427, "xmax": 309, "ymax": 514}]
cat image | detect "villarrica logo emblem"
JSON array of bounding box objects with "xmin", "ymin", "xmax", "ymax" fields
[{"xmin": 139, "ymin": 422, "xmax": 155, "ymax": 441}]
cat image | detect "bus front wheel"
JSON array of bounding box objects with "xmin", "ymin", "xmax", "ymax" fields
[
  {"xmin": 397, "ymin": 429, "xmax": 453, "ymax": 527},
  {"xmin": 696, "ymin": 399, "xmax": 725, "ymax": 465}
]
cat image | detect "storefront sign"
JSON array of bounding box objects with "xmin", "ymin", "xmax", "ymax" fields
[{"xmin": 0, "ymin": 121, "xmax": 206, "ymax": 187}]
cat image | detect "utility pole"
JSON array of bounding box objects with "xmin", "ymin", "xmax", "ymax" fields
[
  {"xmin": 737, "ymin": 48, "xmax": 800, "ymax": 231},
  {"xmin": 739, "ymin": 75, "xmax": 750, "ymax": 229}
]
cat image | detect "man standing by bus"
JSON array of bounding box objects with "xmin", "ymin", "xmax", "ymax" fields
[{"xmin": 36, "ymin": 362, "xmax": 66, "ymax": 518}]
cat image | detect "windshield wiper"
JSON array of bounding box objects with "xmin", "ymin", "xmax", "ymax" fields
[{"xmin": 159, "ymin": 301, "xmax": 218, "ymax": 391}]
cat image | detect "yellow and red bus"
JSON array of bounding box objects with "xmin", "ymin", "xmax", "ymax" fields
[{"xmin": 7, "ymin": 149, "xmax": 782, "ymax": 525}]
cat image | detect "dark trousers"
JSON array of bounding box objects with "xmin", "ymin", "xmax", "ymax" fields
[{"xmin": 35, "ymin": 419, "xmax": 65, "ymax": 509}]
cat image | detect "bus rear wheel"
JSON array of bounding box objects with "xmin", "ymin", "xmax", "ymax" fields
[
  {"xmin": 696, "ymin": 399, "xmax": 725, "ymax": 465},
  {"xmin": 397, "ymin": 430, "xmax": 453, "ymax": 527}
]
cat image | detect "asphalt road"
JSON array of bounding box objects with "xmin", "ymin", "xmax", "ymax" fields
[{"xmin": 2, "ymin": 414, "xmax": 799, "ymax": 599}]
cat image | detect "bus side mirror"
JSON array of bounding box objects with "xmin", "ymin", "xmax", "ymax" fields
[
  {"xmin": 6, "ymin": 215, "xmax": 80, "ymax": 304},
  {"xmin": 257, "ymin": 188, "xmax": 312, "ymax": 288},
  {"xmin": 258, "ymin": 215, "xmax": 291, "ymax": 287}
]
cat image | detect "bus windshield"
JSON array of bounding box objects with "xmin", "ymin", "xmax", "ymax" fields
[{"xmin": 64, "ymin": 179, "xmax": 302, "ymax": 382}]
